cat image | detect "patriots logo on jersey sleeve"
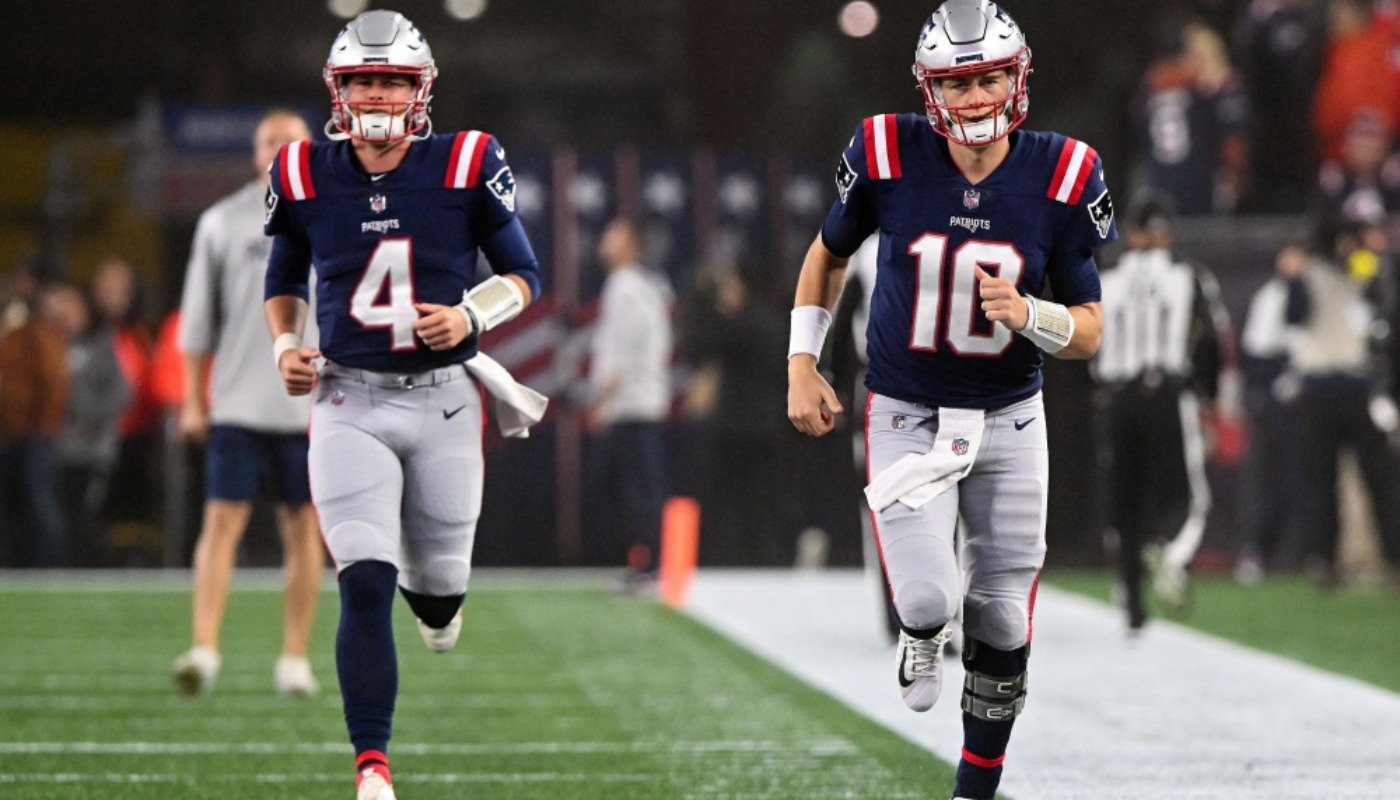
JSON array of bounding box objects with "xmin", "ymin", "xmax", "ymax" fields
[
  {"xmin": 1088, "ymin": 189, "xmax": 1115, "ymax": 239},
  {"xmin": 836, "ymin": 155, "xmax": 858, "ymax": 204},
  {"xmin": 487, "ymin": 166, "xmax": 516, "ymax": 213}
]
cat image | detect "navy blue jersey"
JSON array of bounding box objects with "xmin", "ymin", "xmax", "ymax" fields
[
  {"xmin": 264, "ymin": 132, "xmax": 541, "ymax": 372},
  {"xmin": 822, "ymin": 114, "xmax": 1117, "ymax": 410}
]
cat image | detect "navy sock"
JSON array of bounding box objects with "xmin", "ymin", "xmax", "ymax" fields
[
  {"xmin": 398, "ymin": 586, "xmax": 465, "ymax": 629},
  {"xmin": 954, "ymin": 640, "xmax": 1028, "ymax": 800},
  {"xmin": 337, "ymin": 561, "xmax": 399, "ymax": 757}
]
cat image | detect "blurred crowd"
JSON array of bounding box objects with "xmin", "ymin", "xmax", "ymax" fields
[{"xmin": 3, "ymin": 0, "xmax": 1400, "ymax": 588}]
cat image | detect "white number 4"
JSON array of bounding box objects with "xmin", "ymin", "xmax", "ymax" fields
[
  {"xmin": 907, "ymin": 233, "xmax": 1024, "ymax": 356},
  {"xmin": 350, "ymin": 238, "xmax": 418, "ymax": 351}
]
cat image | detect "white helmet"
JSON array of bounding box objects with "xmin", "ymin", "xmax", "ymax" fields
[
  {"xmin": 912, "ymin": 0, "xmax": 1031, "ymax": 147},
  {"xmin": 323, "ymin": 10, "xmax": 438, "ymax": 143}
]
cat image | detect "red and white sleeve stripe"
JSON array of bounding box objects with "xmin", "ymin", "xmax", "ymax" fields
[
  {"xmin": 277, "ymin": 140, "xmax": 316, "ymax": 201},
  {"xmin": 1046, "ymin": 137, "xmax": 1097, "ymax": 205},
  {"xmin": 862, "ymin": 114, "xmax": 902, "ymax": 180},
  {"xmin": 445, "ymin": 130, "xmax": 491, "ymax": 189}
]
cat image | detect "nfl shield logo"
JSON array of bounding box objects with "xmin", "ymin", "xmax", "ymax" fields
[
  {"xmin": 952, "ymin": 437, "xmax": 970, "ymax": 456},
  {"xmin": 962, "ymin": 189, "xmax": 980, "ymax": 210},
  {"xmin": 330, "ymin": 390, "xmax": 346, "ymax": 407},
  {"xmin": 369, "ymin": 194, "xmax": 387, "ymax": 213}
]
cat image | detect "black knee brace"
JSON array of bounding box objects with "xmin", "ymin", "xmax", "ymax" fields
[{"xmin": 960, "ymin": 637, "xmax": 1029, "ymax": 722}]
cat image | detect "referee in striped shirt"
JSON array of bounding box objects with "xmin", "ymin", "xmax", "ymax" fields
[{"xmin": 1092, "ymin": 192, "xmax": 1230, "ymax": 632}]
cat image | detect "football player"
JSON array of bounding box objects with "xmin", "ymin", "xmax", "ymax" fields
[
  {"xmin": 263, "ymin": 11, "xmax": 544, "ymax": 800},
  {"xmin": 785, "ymin": 2, "xmax": 1117, "ymax": 799},
  {"xmin": 172, "ymin": 109, "xmax": 323, "ymax": 699}
]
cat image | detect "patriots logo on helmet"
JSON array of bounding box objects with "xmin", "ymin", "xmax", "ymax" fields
[
  {"xmin": 487, "ymin": 167, "xmax": 517, "ymax": 213},
  {"xmin": 1088, "ymin": 189, "xmax": 1115, "ymax": 239},
  {"xmin": 835, "ymin": 155, "xmax": 858, "ymax": 204},
  {"xmin": 369, "ymin": 193, "xmax": 387, "ymax": 213},
  {"xmin": 963, "ymin": 189, "xmax": 981, "ymax": 210},
  {"xmin": 952, "ymin": 438, "xmax": 970, "ymax": 456}
]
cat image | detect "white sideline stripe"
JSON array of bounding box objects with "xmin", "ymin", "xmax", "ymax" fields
[
  {"xmin": 0, "ymin": 772, "xmax": 650, "ymax": 784},
  {"xmin": 0, "ymin": 740, "xmax": 859, "ymax": 756},
  {"xmin": 685, "ymin": 569, "xmax": 1400, "ymax": 800}
]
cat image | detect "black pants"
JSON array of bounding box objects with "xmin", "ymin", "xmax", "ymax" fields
[
  {"xmin": 589, "ymin": 421, "xmax": 668, "ymax": 571},
  {"xmin": 1101, "ymin": 382, "xmax": 1208, "ymax": 626},
  {"xmin": 1296, "ymin": 377, "xmax": 1400, "ymax": 572}
]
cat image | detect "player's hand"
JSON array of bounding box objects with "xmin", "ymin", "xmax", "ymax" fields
[
  {"xmin": 278, "ymin": 346, "xmax": 321, "ymax": 396},
  {"xmin": 413, "ymin": 302, "xmax": 472, "ymax": 351},
  {"xmin": 178, "ymin": 400, "xmax": 210, "ymax": 444},
  {"xmin": 787, "ymin": 355, "xmax": 843, "ymax": 437},
  {"xmin": 975, "ymin": 266, "xmax": 1030, "ymax": 332}
]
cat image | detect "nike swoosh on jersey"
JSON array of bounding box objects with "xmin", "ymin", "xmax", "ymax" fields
[
  {"xmin": 443, "ymin": 405, "xmax": 468, "ymax": 420},
  {"xmin": 1014, "ymin": 417, "xmax": 1036, "ymax": 430}
]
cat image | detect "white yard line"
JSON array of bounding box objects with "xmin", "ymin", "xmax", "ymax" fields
[
  {"xmin": 686, "ymin": 569, "xmax": 1400, "ymax": 800},
  {"xmin": 0, "ymin": 740, "xmax": 857, "ymax": 756}
]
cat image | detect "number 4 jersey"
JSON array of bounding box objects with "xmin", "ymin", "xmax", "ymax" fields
[
  {"xmin": 264, "ymin": 131, "xmax": 541, "ymax": 373},
  {"xmin": 823, "ymin": 114, "xmax": 1118, "ymax": 409}
]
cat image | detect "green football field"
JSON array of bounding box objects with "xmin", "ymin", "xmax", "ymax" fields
[
  {"xmin": 0, "ymin": 576, "xmax": 957, "ymax": 800},
  {"xmin": 3, "ymin": 571, "xmax": 1397, "ymax": 800}
]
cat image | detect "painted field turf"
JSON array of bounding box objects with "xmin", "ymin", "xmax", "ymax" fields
[{"xmin": 0, "ymin": 580, "xmax": 956, "ymax": 800}]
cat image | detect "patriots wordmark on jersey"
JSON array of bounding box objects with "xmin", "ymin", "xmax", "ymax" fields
[
  {"xmin": 264, "ymin": 131, "xmax": 539, "ymax": 373},
  {"xmin": 823, "ymin": 113, "xmax": 1118, "ymax": 409}
]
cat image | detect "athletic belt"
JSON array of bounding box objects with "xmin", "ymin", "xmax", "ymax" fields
[{"xmin": 321, "ymin": 361, "xmax": 466, "ymax": 390}]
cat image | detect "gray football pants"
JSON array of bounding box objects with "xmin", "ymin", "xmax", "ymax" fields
[
  {"xmin": 309, "ymin": 364, "xmax": 485, "ymax": 597},
  {"xmin": 866, "ymin": 392, "xmax": 1047, "ymax": 650}
]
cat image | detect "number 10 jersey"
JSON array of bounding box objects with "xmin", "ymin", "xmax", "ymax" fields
[{"xmin": 822, "ymin": 114, "xmax": 1118, "ymax": 409}]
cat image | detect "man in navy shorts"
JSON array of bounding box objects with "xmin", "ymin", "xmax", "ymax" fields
[{"xmin": 172, "ymin": 108, "xmax": 324, "ymax": 697}]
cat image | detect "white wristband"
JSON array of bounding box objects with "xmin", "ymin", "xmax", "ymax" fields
[
  {"xmin": 1019, "ymin": 295, "xmax": 1074, "ymax": 354},
  {"xmin": 272, "ymin": 332, "xmax": 302, "ymax": 369},
  {"xmin": 460, "ymin": 275, "xmax": 524, "ymax": 333},
  {"xmin": 788, "ymin": 305, "xmax": 833, "ymax": 360}
]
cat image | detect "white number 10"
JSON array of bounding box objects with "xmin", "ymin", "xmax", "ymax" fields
[
  {"xmin": 350, "ymin": 238, "xmax": 418, "ymax": 351},
  {"xmin": 907, "ymin": 233, "xmax": 1024, "ymax": 356}
]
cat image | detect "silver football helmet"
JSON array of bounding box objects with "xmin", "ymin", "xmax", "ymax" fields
[
  {"xmin": 323, "ymin": 10, "xmax": 437, "ymax": 143},
  {"xmin": 912, "ymin": 0, "xmax": 1031, "ymax": 147}
]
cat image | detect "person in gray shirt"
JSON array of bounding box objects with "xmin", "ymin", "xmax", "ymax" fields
[{"xmin": 171, "ymin": 109, "xmax": 324, "ymax": 697}]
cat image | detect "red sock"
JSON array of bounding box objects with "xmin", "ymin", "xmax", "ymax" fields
[{"xmin": 355, "ymin": 750, "xmax": 391, "ymax": 787}]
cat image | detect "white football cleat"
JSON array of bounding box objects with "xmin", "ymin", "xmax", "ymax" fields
[
  {"xmin": 896, "ymin": 628, "xmax": 952, "ymax": 712},
  {"xmin": 172, "ymin": 645, "xmax": 221, "ymax": 696},
  {"xmin": 275, "ymin": 654, "xmax": 320, "ymax": 697},
  {"xmin": 416, "ymin": 610, "xmax": 462, "ymax": 653},
  {"xmin": 356, "ymin": 768, "xmax": 396, "ymax": 800}
]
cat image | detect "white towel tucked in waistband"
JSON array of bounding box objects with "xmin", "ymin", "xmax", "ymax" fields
[
  {"xmin": 864, "ymin": 407, "xmax": 985, "ymax": 512},
  {"xmin": 465, "ymin": 353, "xmax": 549, "ymax": 438}
]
